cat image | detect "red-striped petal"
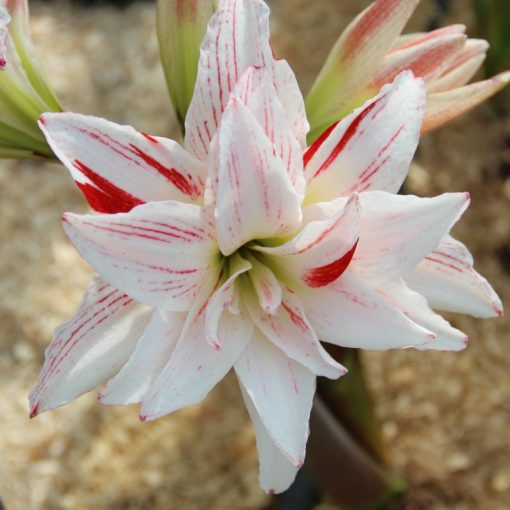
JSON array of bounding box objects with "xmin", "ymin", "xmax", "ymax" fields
[
  {"xmin": 304, "ymin": 72, "xmax": 425, "ymax": 202},
  {"xmin": 29, "ymin": 277, "xmax": 152, "ymax": 417},
  {"xmin": 62, "ymin": 201, "xmax": 221, "ymax": 311},
  {"xmin": 40, "ymin": 113, "xmax": 206, "ymax": 212}
]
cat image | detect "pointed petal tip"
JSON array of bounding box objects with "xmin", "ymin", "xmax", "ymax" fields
[
  {"xmin": 210, "ymin": 340, "xmax": 222, "ymax": 351},
  {"xmin": 497, "ymin": 71, "xmax": 510, "ymax": 83},
  {"xmin": 29, "ymin": 402, "xmax": 40, "ymax": 419}
]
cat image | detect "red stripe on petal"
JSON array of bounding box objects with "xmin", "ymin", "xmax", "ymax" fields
[
  {"xmin": 281, "ymin": 301, "xmax": 310, "ymax": 334},
  {"xmin": 311, "ymin": 100, "xmax": 381, "ymax": 179},
  {"xmin": 303, "ymin": 120, "xmax": 339, "ymax": 167},
  {"xmin": 74, "ymin": 160, "xmax": 144, "ymax": 213},
  {"xmin": 128, "ymin": 145, "xmax": 200, "ymax": 198},
  {"xmin": 303, "ymin": 241, "xmax": 358, "ymax": 288},
  {"xmin": 141, "ymin": 132, "xmax": 159, "ymax": 144}
]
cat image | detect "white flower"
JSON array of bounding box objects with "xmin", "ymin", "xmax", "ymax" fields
[{"xmin": 29, "ymin": 0, "xmax": 502, "ymax": 493}]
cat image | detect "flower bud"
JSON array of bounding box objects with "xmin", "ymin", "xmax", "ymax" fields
[
  {"xmin": 0, "ymin": 0, "xmax": 61, "ymax": 158},
  {"xmin": 157, "ymin": 0, "xmax": 217, "ymax": 128}
]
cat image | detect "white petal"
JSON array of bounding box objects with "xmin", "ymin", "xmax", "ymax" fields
[
  {"xmin": 272, "ymin": 59, "xmax": 310, "ymax": 149},
  {"xmin": 405, "ymin": 235, "xmax": 503, "ymax": 318},
  {"xmin": 255, "ymin": 194, "xmax": 360, "ymax": 288},
  {"xmin": 229, "ymin": 66, "xmax": 305, "ymax": 199},
  {"xmin": 240, "ymin": 384, "xmax": 299, "ymax": 494},
  {"xmin": 185, "ymin": 0, "xmax": 272, "ymax": 160},
  {"xmin": 243, "ymin": 284, "xmax": 345, "ymax": 378},
  {"xmin": 99, "ymin": 310, "xmax": 187, "ymax": 404},
  {"xmin": 140, "ymin": 285, "xmax": 253, "ymax": 420},
  {"xmin": 29, "ymin": 277, "xmax": 152, "ymax": 417},
  {"xmin": 205, "ymin": 253, "xmax": 252, "ymax": 349},
  {"xmin": 39, "ymin": 113, "xmax": 206, "ymax": 212},
  {"xmin": 235, "ymin": 329, "xmax": 316, "ymax": 466},
  {"xmin": 304, "ymin": 72, "xmax": 425, "ymax": 203},
  {"xmin": 63, "ymin": 201, "xmax": 221, "ymax": 311},
  {"xmin": 214, "ymin": 100, "xmax": 302, "ymax": 255},
  {"xmin": 299, "ymin": 273, "xmax": 434, "ymax": 349},
  {"xmin": 245, "ymin": 254, "xmax": 282, "ymax": 315},
  {"xmin": 349, "ymin": 191, "xmax": 470, "ymax": 287},
  {"xmin": 377, "ymin": 279, "xmax": 467, "ymax": 351}
]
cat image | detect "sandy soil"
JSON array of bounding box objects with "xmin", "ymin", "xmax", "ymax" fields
[{"xmin": 0, "ymin": 1, "xmax": 509, "ymax": 509}]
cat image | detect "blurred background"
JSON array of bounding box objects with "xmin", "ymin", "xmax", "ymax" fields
[{"xmin": 0, "ymin": 0, "xmax": 509, "ymax": 508}]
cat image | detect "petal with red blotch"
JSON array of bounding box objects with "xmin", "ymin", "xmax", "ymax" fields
[
  {"xmin": 306, "ymin": 0, "xmax": 420, "ymax": 138},
  {"xmin": 349, "ymin": 191, "xmax": 470, "ymax": 287},
  {"xmin": 239, "ymin": 384, "xmax": 299, "ymax": 494},
  {"xmin": 404, "ymin": 235, "xmax": 503, "ymax": 318},
  {"xmin": 255, "ymin": 194, "xmax": 360, "ymax": 289},
  {"xmin": 140, "ymin": 284, "xmax": 253, "ymax": 420},
  {"xmin": 243, "ymin": 284, "xmax": 346, "ymax": 379},
  {"xmin": 205, "ymin": 253, "xmax": 252, "ymax": 349},
  {"xmin": 298, "ymin": 272, "xmax": 434, "ymax": 349},
  {"xmin": 39, "ymin": 113, "xmax": 205, "ymax": 213},
  {"xmin": 99, "ymin": 310, "xmax": 187, "ymax": 405},
  {"xmin": 304, "ymin": 72, "xmax": 425, "ymax": 202},
  {"xmin": 29, "ymin": 276, "xmax": 152, "ymax": 417},
  {"xmin": 423, "ymin": 72, "xmax": 510, "ymax": 132},
  {"xmin": 63, "ymin": 201, "xmax": 221, "ymax": 311},
  {"xmin": 184, "ymin": 0, "xmax": 273, "ymax": 160},
  {"xmin": 214, "ymin": 100, "xmax": 302, "ymax": 256},
  {"xmin": 377, "ymin": 279, "xmax": 467, "ymax": 351},
  {"xmin": 230, "ymin": 67, "xmax": 306, "ymax": 200},
  {"xmin": 235, "ymin": 328, "xmax": 316, "ymax": 467},
  {"xmin": 369, "ymin": 34, "xmax": 466, "ymax": 90}
]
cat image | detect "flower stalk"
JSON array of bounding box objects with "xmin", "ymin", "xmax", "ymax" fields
[{"xmin": 305, "ymin": 396, "xmax": 405, "ymax": 510}]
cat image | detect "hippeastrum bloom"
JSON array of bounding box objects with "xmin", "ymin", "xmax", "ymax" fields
[
  {"xmin": 305, "ymin": 0, "xmax": 510, "ymax": 142},
  {"xmin": 29, "ymin": 0, "xmax": 502, "ymax": 493},
  {"xmin": 0, "ymin": 0, "xmax": 60, "ymax": 158}
]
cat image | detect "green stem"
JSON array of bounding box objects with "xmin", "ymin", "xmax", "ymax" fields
[{"xmin": 318, "ymin": 347, "xmax": 387, "ymax": 463}]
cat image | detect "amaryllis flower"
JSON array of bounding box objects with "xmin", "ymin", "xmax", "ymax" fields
[
  {"xmin": 305, "ymin": 0, "xmax": 510, "ymax": 141},
  {"xmin": 0, "ymin": 0, "xmax": 60, "ymax": 158},
  {"xmin": 29, "ymin": 0, "xmax": 502, "ymax": 493}
]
